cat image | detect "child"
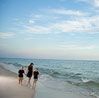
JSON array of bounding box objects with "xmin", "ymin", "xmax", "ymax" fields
[
  {"xmin": 18, "ymin": 66, "xmax": 25, "ymax": 85},
  {"xmin": 32, "ymin": 68, "xmax": 39, "ymax": 88},
  {"xmin": 26, "ymin": 63, "xmax": 34, "ymax": 86}
]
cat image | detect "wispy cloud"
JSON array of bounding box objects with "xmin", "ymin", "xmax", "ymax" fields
[
  {"xmin": 0, "ymin": 32, "xmax": 15, "ymax": 39},
  {"xmin": 24, "ymin": 14, "xmax": 99, "ymax": 34},
  {"xmin": 29, "ymin": 14, "xmax": 43, "ymax": 21},
  {"xmin": 94, "ymin": 0, "xmax": 99, "ymax": 7},
  {"xmin": 28, "ymin": 20, "xmax": 35, "ymax": 24},
  {"xmin": 11, "ymin": 7, "xmax": 99, "ymax": 35},
  {"xmin": 50, "ymin": 8, "xmax": 86, "ymax": 16},
  {"xmin": 58, "ymin": 44, "xmax": 97, "ymax": 50},
  {"xmin": 77, "ymin": 0, "xmax": 99, "ymax": 8},
  {"xmin": 25, "ymin": 25, "xmax": 51, "ymax": 34},
  {"xmin": 51, "ymin": 15, "xmax": 99, "ymax": 34}
]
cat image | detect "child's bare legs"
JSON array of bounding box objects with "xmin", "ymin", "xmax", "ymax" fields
[
  {"xmin": 19, "ymin": 77, "xmax": 23, "ymax": 85},
  {"xmin": 19, "ymin": 78, "xmax": 21, "ymax": 84},
  {"xmin": 32, "ymin": 79, "xmax": 37, "ymax": 88},
  {"xmin": 27, "ymin": 77, "xmax": 31, "ymax": 86},
  {"xmin": 20, "ymin": 78, "xmax": 23, "ymax": 85}
]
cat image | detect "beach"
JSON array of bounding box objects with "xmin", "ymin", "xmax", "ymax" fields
[
  {"xmin": 0, "ymin": 64, "xmax": 34, "ymax": 98},
  {"xmin": 0, "ymin": 63, "xmax": 95, "ymax": 98}
]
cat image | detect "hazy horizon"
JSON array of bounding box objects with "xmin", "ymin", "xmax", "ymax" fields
[{"xmin": 0, "ymin": 0, "xmax": 99, "ymax": 60}]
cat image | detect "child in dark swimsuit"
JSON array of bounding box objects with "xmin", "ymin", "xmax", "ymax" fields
[
  {"xmin": 18, "ymin": 66, "xmax": 24, "ymax": 85},
  {"xmin": 27, "ymin": 63, "xmax": 34, "ymax": 86},
  {"xmin": 32, "ymin": 68, "xmax": 39, "ymax": 88}
]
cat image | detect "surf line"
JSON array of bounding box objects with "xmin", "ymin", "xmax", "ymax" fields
[{"xmin": 38, "ymin": 80, "xmax": 90, "ymax": 97}]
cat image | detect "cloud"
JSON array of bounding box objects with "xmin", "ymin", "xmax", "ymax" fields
[
  {"xmin": 76, "ymin": 0, "xmax": 99, "ymax": 8},
  {"xmin": 51, "ymin": 15, "xmax": 99, "ymax": 34},
  {"xmin": 0, "ymin": 32, "xmax": 15, "ymax": 39},
  {"xmin": 94, "ymin": 0, "xmax": 99, "ymax": 7},
  {"xmin": 58, "ymin": 44, "xmax": 97, "ymax": 50},
  {"xmin": 25, "ymin": 25, "xmax": 51, "ymax": 34},
  {"xmin": 30, "ymin": 14, "xmax": 43, "ymax": 21},
  {"xmin": 24, "ymin": 14, "xmax": 99, "ymax": 35},
  {"xmin": 50, "ymin": 8, "xmax": 86, "ymax": 16},
  {"xmin": 15, "ymin": 7, "xmax": 99, "ymax": 35},
  {"xmin": 28, "ymin": 20, "xmax": 35, "ymax": 24}
]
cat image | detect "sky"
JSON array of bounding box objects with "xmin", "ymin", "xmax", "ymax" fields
[{"xmin": 0, "ymin": 0, "xmax": 99, "ymax": 60}]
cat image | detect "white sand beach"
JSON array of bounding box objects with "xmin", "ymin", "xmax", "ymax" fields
[
  {"xmin": 0, "ymin": 64, "xmax": 95, "ymax": 98},
  {"xmin": 0, "ymin": 64, "xmax": 34, "ymax": 98}
]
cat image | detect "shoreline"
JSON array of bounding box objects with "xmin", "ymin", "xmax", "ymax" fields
[
  {"xmin": 0, "ymin": 64, "xmax": 17, "ymax": 77},
  {"xmin": 0, "ymin": 64, "xmax": 95, "ymax": 98}
]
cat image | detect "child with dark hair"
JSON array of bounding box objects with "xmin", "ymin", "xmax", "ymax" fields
[
  {"xmin": 27, "ymin": 63, "xmax": 34, "ymax": 86},
  {"xmin": 18, "ymin": 66, "xmax": 25, "ymax": 85},
  {"xmin": 32, "ymin": 68, "xmax": 39, "ymax": 88}
]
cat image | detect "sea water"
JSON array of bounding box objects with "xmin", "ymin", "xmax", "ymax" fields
[{"xmin": 0, "ymin": 58, "xmax": 99, "ymax": 97}]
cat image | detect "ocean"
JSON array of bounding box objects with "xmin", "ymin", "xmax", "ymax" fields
[{"xmin": 0, "ymin": 58, "xmax": 99, "ymax": 97}]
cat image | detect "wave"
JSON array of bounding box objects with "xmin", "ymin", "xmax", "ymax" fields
[
  {"xmin": 5, "ymin": 62, "xmax": 23, "ymax": 67},
  {"xmin": 0, "ymin": 62, "xmax": 20, "ymax": 73},
  {"xmin": 0, "ymin": 62, "xmax": 31, "ymax": 74},
  {"xmin": 38, "ymin": 67, "xmax": 86, "ymax": 87},
  {"xmin": 90, "ymin": 92, "xmax": 99, "ymax": 98},
  {"xmin": 81, "ymin": 78, "xmax": 99, "ymax": 86},
  {"xmin": 81, "ymin": 78, "xmax": 91, "ymax": 83},
  {"xmin": 39, "ymin": 67, "xmax": 82, "ymax": 79},
  {"xmin": 39, "ymin": 67, "xmax": 99, "ymax": 94},
  {"xmin": 83, "ymin": 81, "xmax": 99, "ymax": 88}
]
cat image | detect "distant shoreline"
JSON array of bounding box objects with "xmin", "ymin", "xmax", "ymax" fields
[{"xmin": 0, "ymin": 57, "xmax": 99, "ymax": 61}]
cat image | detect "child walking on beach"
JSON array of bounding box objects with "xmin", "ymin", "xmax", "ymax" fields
[
  {"xmin": 18, "ymin": 66, "xmax": 25, "ymax": 85},
  {"xmin": 32, "ymin": 68, "xmax": 39, "ymax": 88},
  {"xmin": 26, "ymin": 63, "xmax": 34, "ymax": 86}
]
